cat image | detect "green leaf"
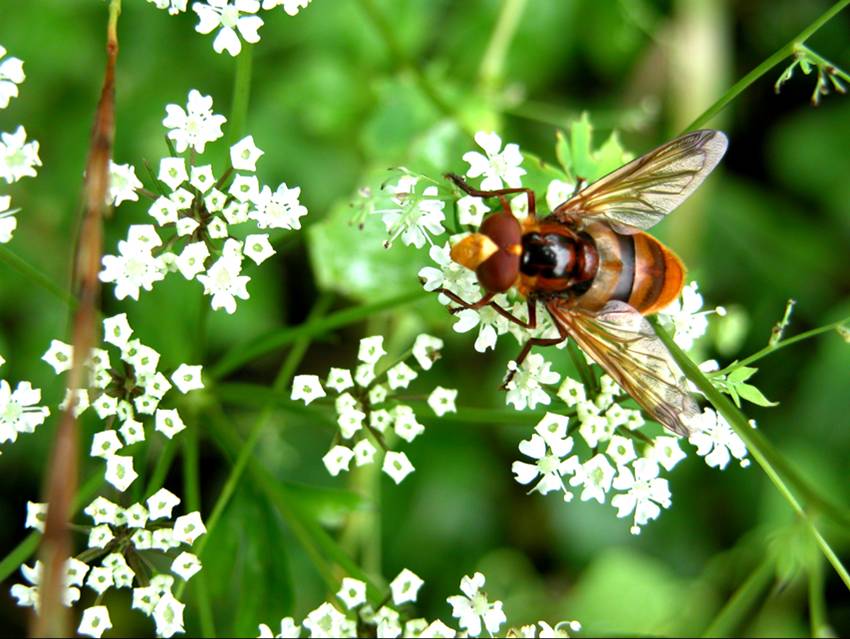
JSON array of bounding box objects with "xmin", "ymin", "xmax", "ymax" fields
[
  {"xmin": 570, "ymin": 113, "xmax": 594, "ymax": 180},
  {"xmin": 737, "ymin": 383, "xmax": 779, "ymax": 407},
  {"xmin": 728, "ymin": 366, "xmax": 758, "ymax": 383},
  {"xmin": 591, "ymin": 130, "xmax": 633, "ymax": 180},
  {"xmin": 555, "ymin": 129, "xmax": 573, "ymax": 178}
]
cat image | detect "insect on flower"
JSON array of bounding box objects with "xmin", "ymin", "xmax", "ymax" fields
[{"xmin": 440, "ymin": 130, "xmax": 728, "ymax": 436}]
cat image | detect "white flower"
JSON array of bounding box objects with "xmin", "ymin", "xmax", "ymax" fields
[
  {"xmin": 124, "ymin": 503, "xmax": 149, "ymax": 528},
  {"xmin": 262, "ymin": 0, "xmax": 312, "ymax": 15},
  {"xmin": 90, "ymin": 430, "xmax": 123, "ymax": 458},
  {"xmin": 85, "ymin": 565, "xmax": 114, "ymax": 595},
  {"xmin": 412, "ymin": 334, "xmax": 443, "ymax": 370},
  {"xmin": 0, "ymin": 194, "xmax": 17, "ymax": 243},
  {"xmin": 393, "ymin": 405, "xmax": 424, "ymax": 443},
  {"xmin": 147, "ymin": 487, "xmax": 182, "ymax": 520},
  {"xmin": 100, "ymin": 230, "xmax": 167, "ymax": 300},
  {"xmin": 326, "ymin": 367, "xmax": 354, "ymax": 393},
  {"xmin": 358, "ymin": 336, "xmax": 386, "ymax": 365},
  {"xmin": 462, "ymin": 131, "xmax": 525, "ymax": 190},
  {"xmin": 352, "ymin": 438, "xmax": 377, "ymax": 467},
  {"xmin": 171, "ymin": 363, "xmax": 204, "ymax": 393},
  {"xmin": 197, "ymin": 253, "xmax": 250, "ymax": 314},
  {"xmin": 569, "ymin": 453, "xmax": 615, "ymax": 504},
  {"xmin": 381, "ymin": 179, "xmax": 446, "ymax": 248},
  {"xmin": 176, "ymin": 216, "xmax": 200, "ymax": 237},
  {"xmin": 291, "ymin": 374, "xmax": 326, "ymax": 405},
  {"xmin": 25, "ymin": 501, "xmax": 47, "ymax": 532},
  {"xmin": 456, "ymin": 195, "xmax": 490, "ymax": 227},
  {"xmin": 193, "ymin": 0, "xmax": 264, "ymax": 56},
  {"xmin": 337, "ymin": 409, "xmax": 365, "ymax": 439},
  {"xmin": 42, "ymin": 339, "xmax": 73, "ymax": 373},
  {"xmin": 120, "ymin": 417, "xmax": 146, "ymax": 445},
  {"xmin": 453, "ymin": 305, "xmax": 507, "ymax": 353},
  {"xmin": 158, "ymin": 157, "xmax": 189, "ymax": 192},
  {"xmin": 557, "ymin": 376, "xmax": 586, "ymax": 407},
  {"xmin": 382, "ymin": 451, "xmax": 414, "ymax": 484},
  {"xmin": 512, "ymin": 416, "xmax": 578, "ymax": 500},
  {"xmin": 447, "ymin": 572, "xmax": 506, "ymax": 637},
  {"xmin": 545, "ymin": 179, "xmax": 575, "ymax": 212},
  {"xmin": 251, "ymin": 183, "xmax": 308, "ymax": 229},
  {"xmin": 148, "ymin": 196, "xmax": 180, "ymax": 226},
  {"xmin": 153, "ymin": 592, "xmax": 186, "ymax": 638},
  {"xmin": 102, "ymin": 313, "xmax": 133, "ymax": 348},
  {"xmin": 155, "ymin": 408, "xmax": 186, "ymax": 439},
  {"xmin": 244, "ymin": 233, "xmax": 275, "ymax": 265},
  {"xmin": 0, "ymin": 380, "xmax": 49, "ymax": 442},
  {"xmin": 336, "ymin": 577, "xmax": 367, "ymax": 610},
  {"xmin": 230, "ymin": 174, "xmax": 260, "ymax": 202},
  {"xmin": 657, "ymin": 281, "xmax": 724, "ymax": 350},
  {"xmin": 105, "ymin": 454, "xmax": 139, "ymax": 491},
  {"xmin": 687, "ymin": 408, "xmax": 749, "ymax": 469},
  {"xmin": 258, "ymin": 617, "xmax": 301, "ymax": 638},
  {"xmin": 390, "ymin": 568, "xmax": 424, "ymax": 605},
  {"xmin": 108, "ymin": 161, "xmax": 143, "ymax": 206},
  {"xmin": 163, "ymin": 89, "xmax": 227, "ymax": 152},
  {"xmin": 303, "ymin": 602, "xmax": 349, "ymax": 638},
  {"xmin": 88, "ymin": 524, "xmax": 115, "ymax": 549},
  {"xmin": 504, "ymin": 353, "xmax": 559, "ymax": 410},
  {"xmin": 78, "ymin": 605, "xmax": 112, "ymax": 638},
  {"xmin": 611, "ymin": 458, "xmax": 671, "ymax": 534},
  {"xmin": 323, "ymin": 445, "xmax": 354, "ymax": 476},
  {"xmin": 418, "ymin": 240, "xmax": 480, "ymax": 305},
  {"xmin": 421, "ymin": 620, "xmax": 457, "ymax": 638},
  {"xmin": 605, "ymin": 435, "xmax": 637, "ymax": 467},
  {"xmin": 174, "ymin": 511, "xmax": 207, "ymax": 544},
  {"xmin": 386, "ymin": 362, "xmax": 417, "ymax": 389},
  {"xmin": 427, "ymin": 386, "xmax": 457, "ymax": 417},
  {"xmin": 84, "ymin": 496, "xmax": 121, "ymax": 525},
  {"xmin": 146, "ymin": 0, "xmax": 189, "ymax": 13},
  {"xmin": 0, "ymin": 126, "xmax": 41, "ymax": 184},
  {"xmin": 175, "ymin": 241, "xmax": 210, "ymax": 280},
  {"xmin": 0, "ymin": 46, "xmax": 25, "ymax": 109},
  {"xmin": 648, "ymin": 436, "xmax": 687, "ymax": 471},
  {"xmin": 230, "ymin": 135, "xmax": 264, "ymax": 170}
]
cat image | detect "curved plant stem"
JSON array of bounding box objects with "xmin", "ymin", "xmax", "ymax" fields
[
  {"xmin": 228, "ymin": 45, "xmax": 253, "ymax": 147},
  {"xmin": 684, "ymin": 0, "xmax": 850, "ymax": 131},
  {"xmin": 651, "ymin": 318, "xmax": 850, "ymax": 592},
  {"xmin": 478, "ymin": 0, "xmax": 529, "ymax": 91},
  {"xmin": 702, "ymin": 554, "xmax": 774, "ymax": 638},
  {"xmin": 0, "ymin": 246, "xmax": 76, "ymax": 308}
]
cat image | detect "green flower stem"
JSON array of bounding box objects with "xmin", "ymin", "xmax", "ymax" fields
[
  {"xmin": 650, "ymin": 318, "xmax": 850, "ymax": 591},
  {"xmin": 210, "ymin": 290, "xmax": 428, "ymax": 379},
  {"xmin": 0, "ymin": 473, "xmax": 101, "ymax": 583},
  {"xmin": 176, "ymin": 294, "xmax": 334, "ymax": 601},
  {"xmin": 797, "ymin": 43, "xmax": 850, "ymax": 84},
  {"xmin": 725, "ymin": 315, "xmax": 850, "ymax": 372},
  {"xmin": 809, "ymin": 556, "xmax": 830, "ymax": 638},
  {"xmin": 143, "ymin": 436, "xmax": 178, "ymax": 496},
  {"xmin": 478, "ymin": 0, "xmax": 529, "ymax": 91},
  {"xmin": 684, "ymin": 0, "xmax": 850, "ymax": 131},
  {"xmin": 702, "ymin": 554, "xmax": 774, "ymax": 638},
  {"xmin": 0, "ymin": 245, "xmax": 76, "ymax": 309},
  {"xmin": 228, "ymin": 45, "xmax": 253, "ymax": 147}
]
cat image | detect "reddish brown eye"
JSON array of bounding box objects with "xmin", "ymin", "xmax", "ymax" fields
[
  {"xmin": 477, "ymin": 251, "xmax": 519, "ymax": 292},
  {"xmin": 480, "ymin": 211, "xmax": 521, "ymax": 248}
]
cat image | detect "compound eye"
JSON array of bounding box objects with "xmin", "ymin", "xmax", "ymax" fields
[
  {"xmin": 477, "ymin": 251, "xmax": 519, "ymax": 292},
  {"xmin": 480, "ymin": 210, "xmax": 521, "ymax": 248}
]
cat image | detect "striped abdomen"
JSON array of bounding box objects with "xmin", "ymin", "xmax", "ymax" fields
[{"xmin": 577, "ymin": 222, "xmax": 685, "ymax": 314}]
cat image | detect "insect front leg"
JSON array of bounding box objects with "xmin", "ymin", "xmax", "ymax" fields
[
  {"xmin": 501, "ymin": 308, "xmax": 569, "ymax": 389},
  {"xmin": 445, "ymin": 173, "xmax": 537, "ymax": 218}
]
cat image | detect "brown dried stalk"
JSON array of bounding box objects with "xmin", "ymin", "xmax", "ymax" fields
[{"xmin": 32, "ymin": 2, "xmax": 120, "ymax": 636}]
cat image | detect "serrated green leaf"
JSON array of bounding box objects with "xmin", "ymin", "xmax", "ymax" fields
[
  {"xmin": 555, "ymin": 129, "xmax": 573, "ymax": 179},
  {"xmin": 728, "ymin": 366, "xmax": 758, "ymax": 383},
  {"xmin": 570, "ymin": 113, "xmax": 594, "ymax": 180},
  {"xmin": 737, "ymin": 383, "xmax": 779, "ymax": 407}
]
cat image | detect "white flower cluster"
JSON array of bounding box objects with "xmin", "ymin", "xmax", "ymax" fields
[
  {"xmin": 257, "ymin": 569, "xmax": 580, "ymax": 638},
  {"xmin": 0, "ymin": 44, "xmax": 40, "ymax": 244},
  {"xmin": 377, "ymin": 174, "xmax": 447, "ymax": 249},
  {"xmin": 0, "ymin": 353, "xmax": 50, "ymax": 451},
  {"xmin": 291, "ymin": 334, "xmax": 457, "ymax": 484},
  {"xmin": 145, "ymin": 0, "xmax": 314, "ymax": 56},
  {"xmin": 42, "ymin": 313, "xmax": 204, "ymax": 492},
  {"xmin": 99, "ymin": 89, "xmax": 307, "ymax": 314},
  {"xmin": 656, "ymin": 281, "xmax": 726, "ymax": 351},
  {"xmin": 15, "ymin": 489, "xmax": 204, "ymax": 638}
]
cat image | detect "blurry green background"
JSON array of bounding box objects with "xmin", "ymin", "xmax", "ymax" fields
[{"xmin": 0, "ymin": 0, "xmax": 848, "ymax": 636}]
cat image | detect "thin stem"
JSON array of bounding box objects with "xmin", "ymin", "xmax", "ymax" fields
[
  {"xmin": 684, "ymin": 0, "xmax": 850, "ymax": 131},
  {"xmin": 651, "ymin": 318, "xmax": 850, "ymax": 591},
  {"xmin": 143, "ymin": 438, "xmax": 178, "ymax": 496},
  {"xmin": 176, "ymin": 294, "xmax": 334, "ymax": 600},
  {"xmin": 724, "ymin": 315, "xmax": 849, "ymax": 372},
  {"xmin": 478, "ymin": 0, "xmax": 529, "ymax": 91},
  {"xmin": 702, "ymin": 554, "xmax": 774, "ymax": 637},
  {"xmin": 797, "ymin": 43, "xmax": 850, "ymax": 83},
  {"xmin": 228, "ymin": 45, "xmax": 253, "ymax": 147},
  {"xmin": 809, "ymin": 556, "xmax": 830, "ymax": 638},
  {"xmin": 0, "ymin": 245, "xmax": 76, "ymax": 308}
]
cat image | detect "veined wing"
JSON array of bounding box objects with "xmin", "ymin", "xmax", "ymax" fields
[
  {"xmin": 552, "ymin": 129, "xmax": 728, "ymax": 234},
  {"xmin": 548, "ymin": 300, "xmax": 699, "ymax": 436}
]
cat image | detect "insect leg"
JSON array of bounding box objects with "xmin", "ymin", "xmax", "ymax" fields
[
  {"xmin": 445, "ymin": 173, "xmax": 537, "ymax": 218},
  {"xmin": 501, "ymin": 304, "xmax": 569, "ymax": 389}
]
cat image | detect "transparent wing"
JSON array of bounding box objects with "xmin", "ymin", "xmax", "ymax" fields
[
  {"xmin": 552, "ymin": 129, "xmax": 728, "ymax": 234},
  {"xmin": 548, "ymin": 300, "xmax": 699, "ymax": 436}
]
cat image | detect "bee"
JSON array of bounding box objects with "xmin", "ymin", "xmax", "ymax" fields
[{"xmin": 439, "ymin": 129, "xmax": 728, "ymax": 436}]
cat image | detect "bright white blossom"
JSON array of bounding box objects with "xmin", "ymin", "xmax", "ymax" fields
[
  {"xmin": 193, "ymin": 0, "xmax": 263, "ymax": 56},
  {"xmin": 78, "ymin": 605, "xmax": 113, "ymax": 638},
  {"xmin": 512, "ymin": 413, "xmax": 579, "ymax": 500},
  {"xmin": 291, "ymin": 375, "xmax": 326, "ymax": 405},
  {"xmin": 456, "ymin": 195, "xmax": 490, "ymax": 227},
  {"xmin": 323, "ymin": 445, "xmax": 355, "ymax": 476},
  {"xmin": 504, "ymin": 353, "xmax": 560, "ymax": 410},
  {"xmin": 612, "ymin": 458, "xmax": 672, "ymax": 534},
  {"xmin": 545, "ymin": 178, "xmax": 575, "ymax": 212},
  {"xmin": 99, "ymin": 227, "xmax": 167, "ymax": 300},
  {"xmin": 0, "ymin": 46, "xmax": 25, "ymax": 109},
  {"xmin": 569, "ymin": 454, "xmax": 616, "ymax": 504},
  {"xmin": 412, "ymin": 334, "xmax": 443, "ymax": 370},
  {"xmin": 196, "ymin": 253, "xmax": 251, "ymax": 313},
  {"xmin": 0, "ymin": 379, "xmax": 49, "ymax": 444},
  {"xmin": 658, "ymin": 281, "xmax": 725, "ymax": 350},
  {"xmin": 0, "ymin": 125, "xmax": 41, "ymax": 184},
  {"xmin": 108, "ymin": 161, "xmax": 143, "ymax": 206},
  {"xmin": 336, "ymin": 577, "xmax": 367, "ymax": 610},
  {"xmin": 688, "ymin": 408, "xmax": 750, "ymax": 469},
  {"xmin": 427, "ymin": 386, "xmax": 457, "ymax": 417},
  {"xmin": 0, "ymin": 195, "xmax": 16, "ymax": 243},
  {"xmin": 262, "ymin": 0, "xmax": 312, "ymax": 15},
  {"xmin": 462, "ymin": 131, "xmax": 525, "ymax": 190},
  {"xmin": 146, "ymin": 0, "xmax": 189, "ymax": 13},
  {"xmin": 382, "ymin": 450, "xmax": 415, "ymax": 484},
  {"xmin": 390, "ymin": 568, "xmax": 424, "ymax": 605},
  {"xmin": 230, "ymin": 135, "xmax": 264, "ymax": 171},
  {"xmin": 380, "ymin": 177, "xmax": 446, "ymax": 248},
  {"xmin": 251, "ymin": 183, "xmax": 308, "ymax": 229},
  {"xmin": 162, "ymin": 89, "xmax": 226, "ymax": 152},
  {"xmin": 171, "ymin": 363, "xmax": 204, "ymax": 393},
  {"xmin": 447, "ymin": 572, "xmax": 506, "ymax": 637}
]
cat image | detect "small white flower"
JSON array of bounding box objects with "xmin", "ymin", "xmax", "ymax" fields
[
  {"xmin": 382, "ymin": 451, "xmax": 415, "ymax": 484},
  {"xmin": 60, "ymin": 388, "xmax": 89, "ymax": 417},
  {"xmin": 243, "ymin": 233, "xmax": 275, "ymax": 265},
  {"xmin": 354, "ymin": 363, "xmax": 376, "ymax": 388},
  {"xmin": 0, "ymin": 194, "xmax": 17, "ymax": 243},
  {"xmin": 657, "ymin": 281, "xmax": 720, "ymax": 351},
  {"xmin": 291, "ymin": 374, "xmax": 326, "ymax": 405},
  {"xmin": 174, "ymin": 511, "xmax": 206, "ymax": 544},
  {"xmin": 42, "ymin": 339, "xmax": 74, "ymax": 374},
  {"xmin": 124, "ymin": 503, "xmax": 149, "ymax": 528},
  {"xmin": 84, "ymin": 496, "xmax": 121, "ymax": 525},
  {"xmin": 570, "ymin": 453, "xmax": 616, "ymax": 504},
  {"xmin": 153, "ymin": 591, "xmax": 186, "ymax": 638},
  {"xmin": 462, "ymin": 131, "xmax": 525, "ymax": 190},
  {"xmin": 504, "ymin": 353, "xmax": 559, "ymax": 411},
  {"xmin": 447, "ymin": 572, "xmax": 506, "ymax": 637},
  {"xmin": 0, "ymin": 380, "xmax": 49, "ymax": 441},
  {"xmin": 649, "ymin": 436, "xmax": 687, "ymax": 471},
  {"xmin": 100, "ymin": 231, "xmax": 167, "ymax": 300},
  {"xmin": 352, "ymin": 438, "xmax": 377, "ymax": 467},
  {"xmin": 146, "ymin": 0, "xmax": 189, "ymax": 13},
  {"xmin": 108, "ymin": 161, "xmax": 144, "ymax": 206},
  {"xmin": 390, "ymin": 568, "xmax": 424, "ymax": 605},
  {"xmin": 258, "ymin": 617, "xmax": 301, "ymax": 638},
  {"xmin": 381, "ymin": 179, "xmax": 446, "ymax": 248},
  {"xmin": 545, "ymin": 179, "xmax": 575, "ymax": 212},
  {"xmin": 189, "ymin": 163, "xmax": 216, "ymax": 193},
  {"xmin": 336, "ymin": 577, "xmax": 367, "ymax": 610},
  {"xmin": 611, "ymin": 458, "xmax": 671, "ymax": 534},
  {"xmin": 102, "ymin": 313, "xmax": 133, "ymax": 348},
  {"xmin": 158, "ymin": 157, "xmax": 189, "ymax": 191},
  {"xmin": 251, "ymin": 182, "xmax": 308, "ymax": 229},
  {"xmin": 606, "ymin": 435, "xmax": 637, "ymax": 467},
  {"xmin": 323, "ymin": 445, "xmax": 355, "ymax": 476},
  {"xmin": 427, "ymin": 386, "xmax": 458, "ymax": 417},
  {"xmin": 86, "ymin": 565, "xmax": 114, "ymax": 595},
  {"xmin": 418, "ymin": 240, "xmax": 480, "ymax": 305},
  {"xmin": 358, "ymin": 336, "xmax": 386, "ymax": 365},
  {"xmin": 88, "ymin": 524, "xmax": 115, "ymax": 549},
  {"xmin": 262, "ymin": 0, "xmax": 312, "ymax": 16},
  {"xmin": 0, "ymin": 126, "xmax": 41, "ymax": 184},
  {"xmin": 119, "ymin": 417, "xmax": 146, "ymax": 445},
  {"xmin": 512, "ymin": 418, "xmax": 578, "ymax": 500},
  {"xmin": 105, "ymin": 454, "xmax": 139, "ymax": 492},
  {"xmin": 90, "ymin": 430, "xmax": 124, "ymax": 458},
  {"xmin": 155, "ymin": 408, "xmax": 186, "ymax": 439},
  {"xmin": 0, "ymin": 46, "xmax": 25, "ymax": 109},
  {"xmin": 24, "ymin": 501, "xmax": 47, "ymax": 532},
  {"xmin": 386, "ymin": 361, "xmax": 417, "ymax": 389},
  {"xmin": 556, "ymin": 376, "xmax": 586, "ymax": 407},
  {"xmin": 230, "ymin": 173, "xmax": 260, "ymax": 203},
  {"xmin": 412, "ymin": 334, "xmax": 443, "ymax": 370},
  {"xmin": 230, "ymin": 135, "xmax": 264, "ymax": 171},
  {"xmin": 197, "ymin": 253, "xmax": 251, "ymax": 314},
  {"xmin": 171, "ymin": 363, "xmax": 204, "ymax": 393},
  {"xmin": 452, "ymin": 305, "xmax": 506, "ymax": 353},
  {"xmin": 172, "ymin": 551, "xmax": 203, "ymax": 581},
  {"xmin": 303, "ymin": 601, "xmax": 349, "ymax": 638},
  {"xmin": 78, "ymin": 605, "xmax": 112, "ymax": 638},
  {"xmin": 326, "ymin": 367, "xmax": 354, "ymax": 393},
  {"xmin": 175, "ymin": 241, "xmax": 210, "ymax": 280},
  {"xmin": 162, "ymin": 89, "xmax": 227, "ymax": 153},
  {"xmin": 193, "ymin": 0, "xmax": 264, "ymax": 57},
  {"xmin": 687, "ymin": 408, "xmax": 749, "ymax": 469},
  {"xmin": 393, "ymin": 405, "xmax": 424, "ymax": 443},
  {"xmin": 147, "ymin": 487, "xmax": 181, "ymax": 520},
  {"xmin": 456, "ymin": 195, "xmax": 490, "ymax": 227},
  {"xmin": 176, "ymin": 216, "xmax": 200, "ymax": 237},
  {"xmin": 148, "ymin": 196, "xmax": 180, "ymax": 226},
  {"xmin": 421, "ymin": 619, "xmax": 457, "ymax": 638},
  {"xmin": 337, "ymin": 409, "xmax": 366, "ymax": 439}
]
